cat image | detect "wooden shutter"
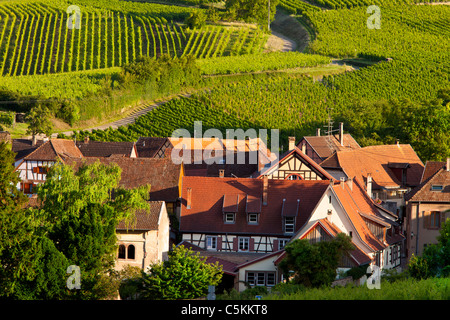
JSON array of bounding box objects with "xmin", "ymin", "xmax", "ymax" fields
[
  {"xmin": 233, "ymin": 237, "xmax": 238, "ymax": 252},
  {"xmin": 249, "ymin": 238, "xmax": 255, "ymax": 252},
  {"xmin": 273, "ymin": 239, "xmax": 279, "ymax": 252},
  {"xmin": 423, "ymin": 211, "xmax": 430, "ymax": 229},
  {"xmin": 217, "ymin": 237, "xmax": 222, "ymax": 251}
]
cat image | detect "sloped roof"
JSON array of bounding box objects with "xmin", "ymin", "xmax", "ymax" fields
[
  {"xmin": 420, "ymin": 161, "xmax": 446, "ymax": 184},
  {"xmin": 76, "ymin": 140, "xmax": 135, "ymax": 157},
  {"xmin": 405, "ymin": 166, "xmax": 450, "ymax": 203},
  {"xmin": 136, "ymin": 137, "xmax": 171, "ymax": 158},
  {"xmin": 300, "ymin": 218, "xmax": 373, "ymax": 266},
  {"xmin": 12, "ymin": 138, "xmax": 45, "ymax": 161},
  {"xmin": 66, "ymin": 157, "xmax": 183, "ymax": 202},
  {"xmin": 332, "ymin": 180, "xmax": 387, "ymax": 252},
  {"xmin": 179, "ymin": 176, "xmax": 329, "ymax": 235},
  {"xmin": 117, "ymin": 201, "xmax": 164, "ymax": 231},
  {"xmin": 321, "ymin": 144, "xmax": 424, "ymax": 189},
  {"xmin": 253, "ymin": 146, "xmax": 335, "ymax": 180},
  {"xmin": 300, "ymin": 133, "xmax": 361, "ymax": 160},
  {"xmin": 24, "ymin": 139, "xmax": 83, "ymax": 161}
]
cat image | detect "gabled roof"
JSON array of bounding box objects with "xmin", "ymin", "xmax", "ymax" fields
[
  {"xmin": 300, "ymin": 133, "xmax": 361, "ymax": 160},
  {"xmin": 179, "ymin": 176, "xmax": 330, "ymax": 235},
  {"xmin": 320, "ymin": 144, "xmax": 424, "ymax": 189},
  {"xmin": 405, "ymin": 166, "xmax": 450, "ymax": 203},
  {"xmin": 117, "ymin": 201, "xmax": 165, "ymax": 231},
  {"xmin": 66, "ymin": 156, "xmax": 183, "ymax": 202},
  {"xmin": 23, "ymin": 139, "xmax": 83, "ymax": 161},
  {"xmin": 136, "ymin": 137, "xmax": 171, "ymax": 158},
  {"xmin": 295, "ymin": 218, "xmax": 373, "ymax": 266},
  {"xmin": 420, "ymin": 161, "xmax": 446, "ymax": 184},
  {"xmin": 332, "ymin": 179, "xmax": 388, "ymax": 252},
  {"xmin": 12, "ymin": 138, "xmax": 45, "ymax": 161},
  {"xmin": 76, "ymin": 140, "xmax": 136, "ymax": 158},
  {"xmin": 253, "ymin": 146, "xmax": 335, "ymax": 180}
]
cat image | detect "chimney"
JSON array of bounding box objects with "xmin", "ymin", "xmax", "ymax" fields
[
  {"xmin": 301, "ymin": 142, "xmax": 306, "ymax": 154},
  {"xmin": 288, "ymin": 136, "xmax": 295, "ymax": 151},
  {"xmin": 367, "ymin": 173, "xmax": 372, "ymax": 198},
  {"xmin": 219, "ymin": 169, "xmax": 225, "ymax": 178},
  {"xmin": 396, "ymin": 139, "xmax": 400, "ymax": 147},
  {"xmin": 316, "ymin": 128, "xmax": 321, "ymax": 137},
  {"xmin": 340, "ymin": 177, "xmax": 346, "ymax": 189},
  {"xmin": 347, "ymin": 177, "xmax": 353, "ymax": 191},
  {"xmin": 447, "ymin": 157, "xmax": 450, "ymax": 172},
  {"xmin": 263, "ymin": 175, "xmax": 268, "ymax": 206},
  {"xmin": 339, "ymin": 122, "xmax": 344, "ymax": 146},
  {"xmin": 186, "ymin": 187, "xmax": 192, "ymax": 209},
  {"xmin": 84, "ymin": 135, "xmax": 89, "ymax": 144}
]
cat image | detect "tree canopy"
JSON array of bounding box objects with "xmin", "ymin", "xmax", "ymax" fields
[
  {"xmin": 139, "ymin": 244, "xmax": 223, "ymax": 300},
  {"xmin": 278, "ymin": 233, "xmax": 354, "ymax": 288}
]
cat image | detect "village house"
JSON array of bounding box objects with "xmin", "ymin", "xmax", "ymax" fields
[
  {"xmin": 115, "ymin": 201, "xmax": 170, "ymax": 271},
  {"xmin": 319, "ymin": 142, "xmax": 424, "ymax": 221},
  {"xmin": 404, "ymin": 158, "xmax": 450, "ymax": 261},
  {"xmin": 252, "ymin": 137, "xmax": 334, "ymax": 181},
  {"xmin": 178, "ymin": 174, "xmax": 403, "ymax": 292},
  {"xmin": 296, "ymin": 123, "xmax": 361, "ymax": 165},
  {"xmin": 14, "ymin": 139, "xmax": 83, "ymax": 195}
]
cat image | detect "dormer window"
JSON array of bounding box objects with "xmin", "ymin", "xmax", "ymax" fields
[
  {"xmin": 223, "ymin": 194, "xmax": 239, "ymax": 224},
  {"xmin": 431, "ymin": 185, "xmax": 443, "ymax": 191},
  {"xmin": 281, "ymin": 198, "xmax": 299, "ymax": 234},
  {"xmin": 284, "ymin": 217, "xmax": 295, "ymax": 234},
  {"xmin": 224, "ymin": 213, "xmax": 235, "ymax": 223},
  {"xmin": 246, "ymin": 194, "xmax": 261, "ymax": 225},
  {"xmin": 248, "ymin": 213, "xmax": 258, "ymax": 224}
]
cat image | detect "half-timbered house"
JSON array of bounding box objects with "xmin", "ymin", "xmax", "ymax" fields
[{"xmin": 252, "ymin": 138, "xmax": 334, "ymax": 181}]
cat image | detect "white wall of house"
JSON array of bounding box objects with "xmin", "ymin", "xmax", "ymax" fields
[{"xmin": 237, "ymin": 253, "xmax": 283, "ymax": 292}]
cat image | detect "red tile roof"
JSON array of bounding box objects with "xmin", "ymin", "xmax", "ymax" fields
[
  {"xmin": 405, "ymin": 167, "xmax": 450, "ymax": 203},
  {"xmin": 24, "ymin": 139, "xmax": 83, "ymax": 161},
  {"xmin": 321, "ymin": 144, "xmax": 424, "ymax": 189},
  {"xmin": 332, "ymin": 179, "xmax": 387, "ymax": 252},
  {"xmin": 179, "ymin": 176, "xmax": 330, "ymax": 235},
  {"xmin": 300, "ymin": 133, "xmax": 361, "ymax": 160}
]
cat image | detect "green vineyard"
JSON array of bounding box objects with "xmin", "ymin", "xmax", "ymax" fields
[{"xmin": 0, "ymin": 1, "xmax": 265, "ymax": 76}]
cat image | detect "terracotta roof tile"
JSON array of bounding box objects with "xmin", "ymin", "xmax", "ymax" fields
[
  {"xmin": 405, "ymin": 167, "xmax": 450, "ymax": 202},
  {"xmin": 321, "ymin": 144, "xmax": 424, "ymax": 189},
  {"xmin": 24, "ymin": 139, "xmax": 83, "ymax": 161},
  {"xmin": 301, "ymin": 133, "xmax": 361, "ymax": 160},
  {"xmin": 180, "ymin": 176, "xmax": 329, "ymax": 235}
]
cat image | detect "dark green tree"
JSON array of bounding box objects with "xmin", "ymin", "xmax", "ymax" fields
[
  {"xmin": 25, "ymin": 104, "xmax": 53, "ymax": 138},
  {"xmin": 0, "ymin": 142, "xmax": 68, "ymax": 299},
  {"xmin": 36, "ymin": 160, "xmax": 150, "ymax": 299},
  {"xmin": 139, "ymin": 244, "xmax": 223, "ymax": 299},
  {"xmin": 279, "ymin": 233, "xmax": 354, "ymax": 288},
  {"xmin": 225, "ymin": 0, "xmax": 279, "ymax": 30}
]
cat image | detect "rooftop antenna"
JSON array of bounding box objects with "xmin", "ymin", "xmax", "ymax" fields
[{"xmin": 324, "ymin": 105, "xmax": 339, "ymax": 154}]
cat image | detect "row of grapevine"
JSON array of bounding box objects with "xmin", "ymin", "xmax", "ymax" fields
[
  {"xmin": 0, "ymin": 1, "xmax": 266, "ymax": 76},
  {"xmin": 297, "ymin": 0, "xmax": 449, "ymax": 10}
]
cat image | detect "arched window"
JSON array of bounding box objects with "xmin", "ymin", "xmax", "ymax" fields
[
  {"xmin": 118, "ymin": 244, "xmax": 126, "ymax": 259},
  {"xmin": 127, "ymin": 244, "xmax": 135, "ymax": 260},
  {"xmin": 286, "ymin": 174, "xmax": 302, "ymax": 180}
]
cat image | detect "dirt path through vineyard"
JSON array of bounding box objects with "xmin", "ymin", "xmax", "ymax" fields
[{"xmin": 54, "ymin": 11, "xmax": 317, "ymax": 137}]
